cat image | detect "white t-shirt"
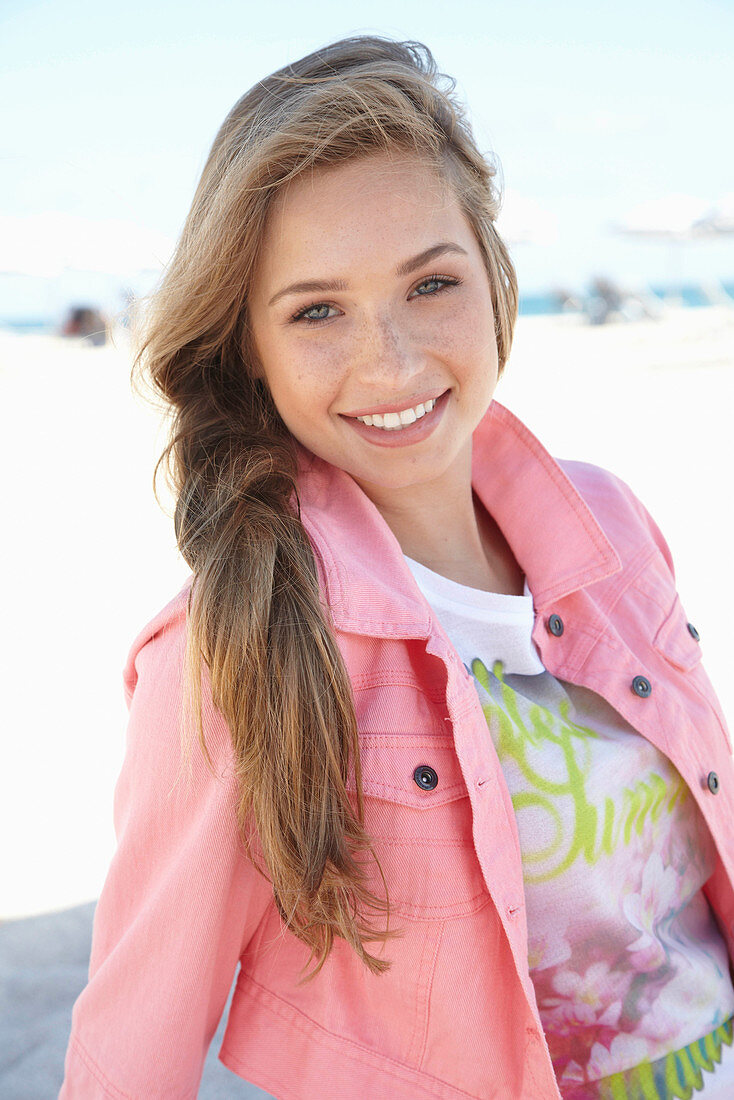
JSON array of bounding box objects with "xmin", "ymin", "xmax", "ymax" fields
[{"xmin": 405, "ymin": 555, "xmax": 734, "ymax": 1099}]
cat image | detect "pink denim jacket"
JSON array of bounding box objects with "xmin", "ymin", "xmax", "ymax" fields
[{"xmin": 61, "ymin": 399, "xmax": 734, "ymax": 1099}]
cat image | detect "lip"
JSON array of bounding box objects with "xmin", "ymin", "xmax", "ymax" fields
[
  {"xmin": 340, "ymin": 390, "xmax": 447, "ymax": 419},
  {"xmin": 339, "ymin": 389, "xmax": 450, "ymax": 448}
]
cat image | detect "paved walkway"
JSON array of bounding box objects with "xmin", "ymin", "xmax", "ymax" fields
[{"xmin": 0, "ymin": 904, "xmax": 274, "ymax": 1098}]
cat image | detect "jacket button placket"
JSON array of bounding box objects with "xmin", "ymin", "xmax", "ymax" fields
[
  {"xmin": 546, "ymin": 614, "xmax": 564, "ymax": 637},
  {"xmin": 413, "ymin": 765, "xmax": 439, "ymax": 791},
  {"xmin": 706, "ymin": 771, "xmax": 720, "ymax": 795},
  {"xmin": 631, "ymin": 675, "xmax": 652, "ymax": 698}
]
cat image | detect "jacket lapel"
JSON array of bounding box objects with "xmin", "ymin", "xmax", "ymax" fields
[{"xmin": 297, "ymin": 399, "xmax": 622, "ymax": 637}]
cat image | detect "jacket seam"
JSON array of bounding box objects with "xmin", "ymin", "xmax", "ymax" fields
[
  {"xmin": 557, "ymin": 621, "xmax": 626, "ymax": 682},
  {"xmin": 355, "ymin": 735, "xmax": 455, "ymax": 748},
  {"xmin": 603, "ymin": 543, "xmax": 659, "ymax": 611},
  {"xmin": 405, "ymin": 918, "xmax": 438, "ymax": 1066},
  {"xmin": 339, "ymin": 616, "xmax": 432, "ymax": 634},
  {"xmin": 389, "ymin": 890, "xmax": 492, "ymax": 920},
  {"xmin": 631, "ymin": 570, "xmax": 679, "ymax": 618},
  {"xmin": 355, "ymin": 779, "xmax": 467, "ymax": 802},
  {"xmin": 446, "ymin": 695, "xmax": 489, "ymax": 723},
  {"xmin": 351, "ymin": 670, "xmax": 449, "ymax": 700},
  {"xmin": 229, "ymin": 972, "xmax": 481, "ymax": 1099},
  {"xmin": 68, "ymin": 1035, "xmax": 132, "ymax": 1099},
  {"xmin": 416, "ymin": 918, "xmax": 445, "ymax": 1071},
  {"xmin": 651, "ymin": 602, "xmax": 702, "ymax": 673},
  {"xmin": 372, "ymin": 836, "xmax": 473, "ymax": 848}
]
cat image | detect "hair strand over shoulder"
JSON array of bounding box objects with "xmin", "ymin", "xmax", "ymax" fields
[{"xmin": 131, "ymin": 33, "xmax": 518, "ymax": 979}]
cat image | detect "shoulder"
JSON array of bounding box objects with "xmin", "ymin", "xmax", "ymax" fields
[
  {"xmin": 122, "ymin": 576, "xmax": 193, "ymax": 706},
  {"xmin": 119, "ymin": 574, "xmax": 238, "ymax": 779},
  {"xmin": 558, "ymin": 458, "xmax": 676, "ymax": 580},
  {"xmin": 559, "ymin": 457, "xmax": 643, "ymax": 521}
]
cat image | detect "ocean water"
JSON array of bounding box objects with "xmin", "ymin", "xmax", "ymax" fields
[
  {"xmin": 519, "ymin": 281, "xmax": 734, "ymax": 317},
  {"xmin": 0, "ymin": 317, "xmax": 59, "ymax": 335},
  {"xmin": 1, "ymin": 282, "xmax": 733, "ymax": 335}
]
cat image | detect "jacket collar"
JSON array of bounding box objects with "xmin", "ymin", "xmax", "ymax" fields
[{"xmin": 296, "ymin": 399, "xmax": 622, "ymax": 638}]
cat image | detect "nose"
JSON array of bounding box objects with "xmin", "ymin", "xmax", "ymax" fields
[{"xmin": 352, "ymin": 309, "xmax": 424, "ymax": 390}]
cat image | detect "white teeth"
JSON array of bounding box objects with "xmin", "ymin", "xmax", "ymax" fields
[{"xmin": 355, "ymin": 396, "xmax": 440, "ymax": 430}]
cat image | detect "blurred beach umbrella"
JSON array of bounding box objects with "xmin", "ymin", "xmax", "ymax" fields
[
  {"xmin": 609, "ymin": 193, "xmax": 734, "ymax": 302},
  {"xmin": 496, "ymin": 191, "xmax": 560, "ymax": 246},
  {"xmin": 695, "ymin": 192, "xmax": 734, "ymax": 236},
  {"xmin": 611, "ymin": 193, "xmax": 734, "ymax": 241},
  {"xmin": 610, "ymin": 194, "xmax": 712, "ymax": 241},
  {"xmin": 0, "ymin": 212, "xmax": 175, "ymax": 279}
]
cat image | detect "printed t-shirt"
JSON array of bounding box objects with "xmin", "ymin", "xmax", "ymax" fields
[{"xmin": 405, "ymin": 555, "xmax": 734, "ymax": 1099}]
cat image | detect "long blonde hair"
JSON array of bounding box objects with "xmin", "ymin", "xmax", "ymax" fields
[{"xmin": 133, "ymin": 35, "xmax": 518, "ymax": 981}]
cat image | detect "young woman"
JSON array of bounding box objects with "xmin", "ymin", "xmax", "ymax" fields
[{"xmin": 61, "ymin": 36, "xmax": 734, "ymax": 1100}]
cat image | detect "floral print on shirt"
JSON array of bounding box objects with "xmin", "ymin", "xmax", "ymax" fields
[{"xmin": 470, "ymin": 657, "xmax": 734, "ymax": 1098}]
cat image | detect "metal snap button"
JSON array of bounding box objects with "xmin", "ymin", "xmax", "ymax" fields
[
  {"xmin": 707, "ymin": 771, "xmax": 720, "ymax": 795},
  {"xmin": 413, "ymin": 765, "xmax": 438, "ymax": 791},
  {"xmin": 547, "ymin": 614, "xmax": 564, "ymax": 637},
  {"xmin": 632, "ymin": 675, "xmax": 652, "ymax": 698},
  {"xmin": 687, "ymin": 622, "xmax": 701, "ymax": 642}
]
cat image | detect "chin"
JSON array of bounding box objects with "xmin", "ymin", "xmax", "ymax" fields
[{"xmin": 352, "ymin": 466, "xmax": 447, "ymax": 493}]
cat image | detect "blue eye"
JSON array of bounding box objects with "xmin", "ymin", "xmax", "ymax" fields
[
  {"xmin": 411, "ymin": 275, "xmax": 461, "ymax": 297},
  {"xmin": 290, "ymin": 274, "xmax": 461, "ymax": 325},
  {"xmin": 291, "ymin": 302, "xmax": 337, "ymax": 324}
]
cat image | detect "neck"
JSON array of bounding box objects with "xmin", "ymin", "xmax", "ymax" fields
[{"xmin": 353, "ymin": 448, "xmax": 525, "ymax": 595}]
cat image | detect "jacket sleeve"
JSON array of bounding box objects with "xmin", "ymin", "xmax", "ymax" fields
[{"xmin": 59, "ymin": 596, "xmax": 273, "ymax": 1099}]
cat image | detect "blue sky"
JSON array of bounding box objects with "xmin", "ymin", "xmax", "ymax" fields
[{"xmin": 1, "ymin": 0, "xmax": 732, "ymax": 317}]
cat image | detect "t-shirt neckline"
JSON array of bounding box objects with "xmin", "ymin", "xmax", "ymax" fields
[{"xmin": 403, "ymin": 554, "xmax": 533, "ymax": 615}]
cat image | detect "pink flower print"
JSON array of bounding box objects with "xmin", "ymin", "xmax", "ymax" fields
[
  {"xmin": 558, "ymin": 1059, "xmax": 586, "ymax": 1084},
  {"xmin": 659, "ymin": 806, "xmax": 715, "ymax": 903},
  {"xmin": 587, "ymin": 1033, "xmax": 649, "ymax": 1079},
  {"xmin": 542, "ymin": 961, "xmax": 629, "ymax": 1031},
  {"xmin": 622, "ymin": 852, "xmax": 679, "ymax": 971},
  {"xmin": 632, "ymin": 961, "xmax": 732, "ymax": 1047},
  {"xmin": 528, "ymin": 929, "xmax": 572, "ymax": 972}
]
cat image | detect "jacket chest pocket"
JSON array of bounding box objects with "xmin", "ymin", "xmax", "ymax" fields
[
  {"xmin": 652, "ymin": 591, "xmax": 703, "ymax": 673},
  {"xmin": 347, "ymin": 735, "xmax": 489, "ymax": 918},
  {"xmin": 648, "ymin": 586, "xmax": 732, "ymax": 754}
]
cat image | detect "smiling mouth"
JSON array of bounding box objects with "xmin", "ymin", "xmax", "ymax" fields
[{"xmin": 343, "ymin": 391, "xmax": 448, "ymax": 432}]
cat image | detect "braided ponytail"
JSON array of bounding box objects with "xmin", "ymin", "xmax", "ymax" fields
[{"xmin": 133, "ymin": 34, "xmax": 518, "ymax": 978}]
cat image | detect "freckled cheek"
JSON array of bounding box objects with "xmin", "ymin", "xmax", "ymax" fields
[
  {"xmin": 269, "ymin": 342, "xmax": 348, "ymax": 423},
  {"xmin": 426, "ymin": 298, "xmax": 496, "ymax": 369}
]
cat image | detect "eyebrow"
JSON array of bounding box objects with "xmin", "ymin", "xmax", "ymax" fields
[{"xmin": 267, "ymin": 242, "xmax": 468, "ymax": 308}]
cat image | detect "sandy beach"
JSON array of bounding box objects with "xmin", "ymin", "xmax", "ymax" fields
[
  {"xmin": 2, "ymin": 301, "xmax": 733, "ymax": 923},
  {"xmin": 1, "ymin": 303, "xmax": 733, "ymax": 1095}
]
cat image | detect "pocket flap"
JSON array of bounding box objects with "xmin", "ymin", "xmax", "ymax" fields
[
  {"xmin": 652, "ymin": 594, "xmax": 702, "ymax": 672},
  {"xmin": 347, "ymin": 735, "xmax": 468, "ymax": 809}
]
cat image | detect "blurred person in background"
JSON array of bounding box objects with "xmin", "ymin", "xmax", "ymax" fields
[{"xmin": 61, "ymin": 305, "xmax": 108, "ymax": 346}]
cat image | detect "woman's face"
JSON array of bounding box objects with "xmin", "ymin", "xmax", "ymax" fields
[{"xmin": 248, "ymin": 152, "xmax": 500, "ymax": 500}]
